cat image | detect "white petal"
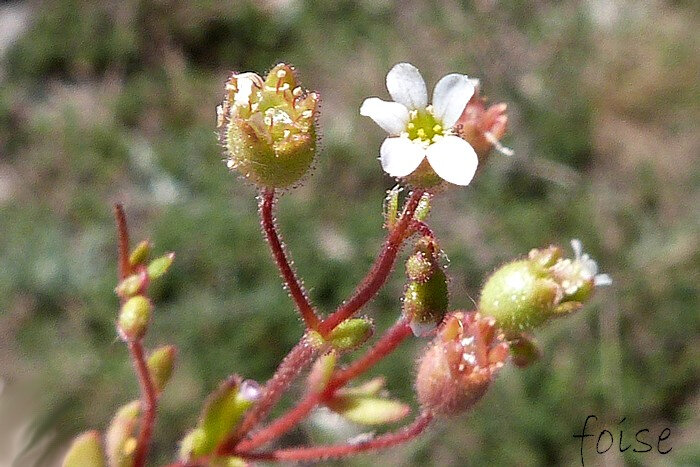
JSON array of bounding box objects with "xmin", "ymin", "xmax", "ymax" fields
[
  {"xmin": 425, "ymin": 136, "xmax": 479, "ymax": 186},
  {"xmin": 594, "ymin": 274, "xmax": 613, "ymax": 287},
  {"xmin": 380, "ymin": 137, "xmax": 426, "ymax": 177},
  {"xmin": 571, "ymin": 239, "xmax": 583, "ymax": 259},
  {"xmin": 432, "ymin": 73, "xmax": 475, "ymax": 128},
  {"xmin": 386, "ymin": 63, "xmax": 428, "ymax": 110},
  {"xmin": 360, "ymin": 97, "xmax": 410, "ymax": 136}
]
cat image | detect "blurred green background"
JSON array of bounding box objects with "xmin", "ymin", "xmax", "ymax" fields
[{"xmin": 0, "ymin": 0, "xmax": 698, "ymax": 465}]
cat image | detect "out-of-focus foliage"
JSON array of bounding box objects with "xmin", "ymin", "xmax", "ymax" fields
[{"xmin": 0, "ymin": 0, "xmax": 697, "ymax": 465}]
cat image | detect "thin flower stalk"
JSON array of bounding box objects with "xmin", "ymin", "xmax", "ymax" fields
[
  {"xmin": 319, "ymin": 190, "xmax": 425, "ymax": 334},
  {"xmin": 260, "ymin": 189, "xmax": 321, "ymax": 331},
  {"xmin": 114, "ymin": 204, "xmax": 159, "ymax": 467}
]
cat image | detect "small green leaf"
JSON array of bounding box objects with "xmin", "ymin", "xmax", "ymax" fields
[
  {"xmin": 328, "ymin": 395, "xmax": 410, "ymax": 426},
  {"xmin": 146, "ymin": 253, "xmax": 175, "ymax": 280},
  {"xmin": 63, "ymin": 431, "xmax": 105, "ymax": 467}
]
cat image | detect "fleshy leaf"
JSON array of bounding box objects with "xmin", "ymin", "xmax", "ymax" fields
[{"xmin": 327, "ymin": 395, "xmax": 410, "ymax": 426}]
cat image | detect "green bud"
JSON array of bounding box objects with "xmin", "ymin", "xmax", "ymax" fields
[
  {"xmin": 128, "ymin": 240, "xmax": 151, "ymax": 267},
  {"xmin": 478, "ymin": 260, "xmax": 561, "ymax": 333},
  {"xmin": 147, "ymin": 345, "xmax": 177, "ymax": 393},
  {"xmin": 117, "ymin": 296, "xmax": 151, "ymax": 341},
  {"xmin": 217, "ymin": 64, "xmax": 318, "ymax": 188},
  {"xmin": 115, "ymin": 273, "xmax": 146, "ymax": 298},
  {"xmin": 327, "ymin": 318, "xmax": 374, "ymax": 351},
  {"xmin": 403, "ymin": 268, "xmax": 449, "ymax": 336},
  {"xmin": 105, "ymin": 401, "xmax": 140, "ymax": 467},
  {"xmin": 146, "ymin": 253, "xmax": 175, "ymax": 280},
  {"xmin": 405, "ymin": 251, "xmax": 435, "ymax": 283},
  {"xmin": 62, "ymin": 431, "xmax": 106, "ymax": 467},
  {"xmin": 182, "ymin": 376, "xmax": 261, "ymax": 459}
]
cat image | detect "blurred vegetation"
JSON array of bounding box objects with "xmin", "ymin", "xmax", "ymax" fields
[{"xmin": 0, "ymin": 0, "xmax": 698, "ymax": 465}]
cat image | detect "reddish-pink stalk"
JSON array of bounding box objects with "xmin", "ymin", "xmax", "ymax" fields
[
  {"xmin": 114, "ymin": 204, "xmax": 159, "ymax": 467},
  {"xmin": 232, "ymin": 319, "xmax": 412, "ymax": 453},
  {"xmin": 239, "ymin": 412, "xmax": 433, "ymax": 462},
  {"xmin": 408, "ymin": 220, "xmax": 435, "ymax": 239},
  {"xmin": 217, "ymin": 338, "xmax": 317, "ymax": 454},
  {"xmin": 260, "ymin": 189, "xmax": 321, "ymax": 331},
  {"xmin": 319, "ymin": 190, "xmax": 425, "ymax": 334}
]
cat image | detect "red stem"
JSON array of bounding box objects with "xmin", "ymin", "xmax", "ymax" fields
[
  {"xmin": 232, "ymin": 319, "xmax": 412, "ymax": 453},
  {"xmin": 408, "ymin": 220, "xmax": 435, "ymax": 239},
  {"xmin": 216, "ymin": 338, "xmax": 317, "ymax": 454},
  {"xmin": 240, "ymin": 412, "xmax": 433, "ymax": 462},
  {"xmin": 319, "ymin": 190, "xmax": 425, "ymax": 334},
  {"xmin": 260, "ymin": 189, "xmax": 321, "ymax": 331},
  {"xmin": 129, "ymin": 341, "xmax": 159, "ymax": 467},
  {"xmin": 114, "ymin": 204, "xmax": 158, "ymax": 467}
]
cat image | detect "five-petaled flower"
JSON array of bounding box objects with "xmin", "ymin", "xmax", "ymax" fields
[{"xmin": 361, "ymin": 63, "xmax": 479, "ymax": 186}]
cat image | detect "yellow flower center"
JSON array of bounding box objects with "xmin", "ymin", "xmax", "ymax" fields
[{"xmin": 403, "ymin": 106, "xmax": 445, "ymax": 144}]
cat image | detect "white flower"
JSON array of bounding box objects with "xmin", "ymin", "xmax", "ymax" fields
[
  {"xmin": 551, "ymin": 239, "xmax": 612, "ymax": 296},
  {"xmin": 360, "ymin": 63, "xmax": 479, "ymax": 186}
]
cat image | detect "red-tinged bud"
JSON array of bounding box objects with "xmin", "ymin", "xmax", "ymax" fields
[
  {"xmin": 416, "ymin": 311, "xmax": 509, "ymax": 415},
  {"xmin": 455, "ymin": 89, "xmax": 510, "ymax": 161}
]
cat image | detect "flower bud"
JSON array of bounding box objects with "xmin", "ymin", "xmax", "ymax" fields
[
  {"xmin": 307, "ymin": 351, "xmax": 336, "ymax": 393},
  {"xmin": 62, "ymin": 431, "xmax": 105, "ymax": 467},
  {"xmin": 147, "ymin": 252, "xmax": 175, "ymax": 280},
  {"xmin": 416, "ymin": 312, "xmax": 509, "ymax": 415},
  {"xmin": 128, "ymin": 240, "xmax": 151, "ymax": 267},
  {"xmin": 455, "ymin": 88, "xmax": 510, "ymax": 161},
  {"xmin": 147, "ymin": 345, "xmax": 177, "ymax": 393},
  {"xmin": 180, "ymin": 376, "xmax": 261, "ymax": 460},
  {"xmin": 479, "ymin": 240, "xmax": 611, "ymax": 334},
  {"xmin": 117, "ymin": 295, "xmax": 151, "ymax": 341},
  {"xmin": 115, "ymin": 271, "xmax": 148, "ymax": 299},
  {"xmin": 403, "ymin": 237, "xmax": 448, "ymax": 336},
  {"xmin": 217, "ymin": 63, "xmax": 318, "ymax": 188},
  {"xmin": 105, "ymin": 401, "xmax": 140, "ymax": 467}
]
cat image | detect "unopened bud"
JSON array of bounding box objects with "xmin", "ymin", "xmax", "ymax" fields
[
  {"xmin": 403, "ymin": 237, "xmax": 448, "ymax": 336},
  {"xmin": 128, "ymin": 240, "xmax": 151, "ymax": 267},
  {"xmin": 218, "ymin": 63, "xmax": 318, "ymax": 188},
  {"xmin": 455, "ymin": 89, "xmax": 510, "ymax": 161},
  {"xmin": 327, "ymin": 318, "xmax": 374, "ymax": 351},
  {"xmin": 115, "ymin": 272, "xmax": 148, "ymax": 298},
  {"xmin": 62, "ymin": 431, "xmax": 105, "ymax": 467},
  {"xmin": 105, "ymin": 401, "xmax": 140, "ymax": 467},
  {"xmin": 180, "ymin": 376, "xmax": 261, "ymax": 459},
  {"xmin": 147, "ymin": 252, "xmax": 175, "ymax": 280},
  {"xmin": 117, "ymin": 295, "xmax": 151, "ymax": 341},
  {"xmin": 416, "ymin": 312, "xmax": 508, "ymax": 415},
  {"xmin": 307, "ymin": 351, "xmax": 336, "ymax": 393},
  {"xmin": 147, "ymin": 345, "xmax": 177, "ymax": 393}
]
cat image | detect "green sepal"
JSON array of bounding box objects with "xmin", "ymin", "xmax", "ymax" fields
[
  {"xmin": 413, "ymin": 192, "xmax": 431, "ymax": 222},
  {"xmin": 383, "ymin": 185, "xmax": 401, "ymax": 230}
]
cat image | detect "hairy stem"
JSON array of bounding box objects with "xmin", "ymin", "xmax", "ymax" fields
[
  {"xmin": 240, "ymin": 412, "xmax": 433, "ymax": 462},
  {"xmin": 319, "ymin": 190, "xmax": 425, "ymax": 334},
  {"xmin": 217, "ymin": 337, "xmax": 317, "ymax": 454},
  {"xmin": 114, "ymin": 204, "xmax": 158, "ymax": 467},
  {"xmin": 233, "ymin": 319, "xmax": 412, "ymax": 453},
  {"xmin": 260, "ymin": 189, "xmax": 321, "ymax": 331},
  {"xmin": 408, "ymin": 220, "xmax": 435, "ymax": 239}
]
